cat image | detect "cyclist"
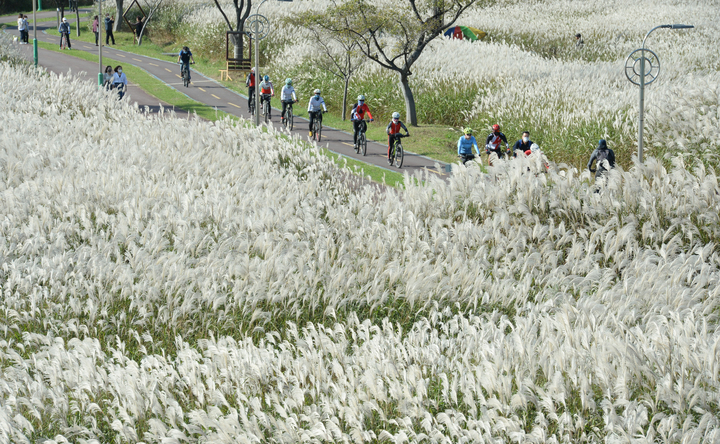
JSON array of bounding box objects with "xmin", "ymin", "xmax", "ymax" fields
[
  {"xmin": 280, "ymin": 78, "xmax": 297, "ymax": 124},
  {"xmin": 58, "ymin": 17, "xmax": 71, "ymax": 49},
  {"xmin": 307, "ymin": 88, "xmax": 327, "ymax": 137},
  {"xmin": 177, "ymin": 46, "xmax": 195, "ymax": 83},
  {"xmin": 111, "ymin": 65, "xmax": 128, "ymax": 99},
  {"xmin": 485, "ymin": 124, "xmax": 510, "ymax": 164},
  {"xmin": 245, "ymin": 67, "xmax": 256, "ymax": 112},
  {"xmin": 458, "ymin": 127, "xmax": 480, "ymax": 165},
  {"xmin": 386, "ymin": 112, "xmax": 409, "ymax": 164},
  {"xmin": 259, "ymin": 75, "xmax": 274, "ymax": 119},
  {"xmin": 350, "ymin": 95, "xmax": 374, "ymax": 149},
  {"xmin": 512, "ymin": 131, "xmax": 533, "ymax": 157}
]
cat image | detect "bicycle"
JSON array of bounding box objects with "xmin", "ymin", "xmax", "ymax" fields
[
  {"xmin": 459, "ymin": 153, "xmax": 476, "ymax": 166},
  {"xmin": 389, "ymin": 133, "xmax": 408, "ymax": 168},
  {"xmin": 261, "ymin": 94, "xmax": 273, "ymax": 123},
  {"xmin": 180, "ymin": 62, "xmax": 194, "ymax": 88},
  {"xmin": 354, "ymin": 119, "xmax": 370, "ymax": 156},
  {"xmin": 60, "ymin": 33, "xmax": 68, "ymax": 50},
  {"xmin": 282, "ymin": 100, "xmax": 296, "ymax": 130},
  {"xmin": 248, "ymin": 90, "xmax": 255, "ymax": 116},
  {"xmin": 310, "ymin": 110, "xmax": 324, "ymax": 142}
]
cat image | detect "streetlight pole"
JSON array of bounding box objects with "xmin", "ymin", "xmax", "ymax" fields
[
  {"xmin": 32, "ymin": 0, "xmax": 37, "ymax": 67},
  {"xmin": 253, "ymin": 0, "xmax": 267, "ymax": 127},
  {"xmin": 98, "ymin": 0, "xmax": 103, "ymax": 86},
  {"xmin": 626, "ymin": 24, "xmax": 693, "ymax": 163}
]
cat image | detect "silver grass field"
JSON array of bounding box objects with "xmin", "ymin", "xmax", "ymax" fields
[{"xmin": 2, "ymin": 4, "xmax": 720, "ymax": 444}]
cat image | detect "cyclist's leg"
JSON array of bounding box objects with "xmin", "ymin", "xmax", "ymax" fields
[
  {"xmin": 248, "ymin": 87, "xmax": 254, "ymax": 110},
  {"xmin": 353, "ymin": 120, "xmax": 360, "ymax": 145},
  {"xmin": 309, "ymin": 111, "xmax": 315, "ymax": 135},
  {"xmin": 66, "ymin": 34, "xmax": 71, "ymax": 49}
]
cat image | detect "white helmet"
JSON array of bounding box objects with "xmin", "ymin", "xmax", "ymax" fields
[
  {"xmin": 392, "ymin": 112, "xmax": 400, "ymax": 119},
  {"xmin": 357, "ymin": 95, "xmax": 365, "ymax": 101},
  {"xmin": 62, "ymin": 17, "xmax": 68, "ymax": 22},
  {"xmin": 530, "ymin": 143, "xmax": 540, "ymax": 153},
  {"xmin": 314, "ymin": 89, "xmax": 321, "ymax": 94}
]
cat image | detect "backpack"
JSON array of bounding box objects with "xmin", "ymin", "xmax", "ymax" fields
[{"xmin": 350, "ymin": 104, "xmax": 358, "ymax": 120}]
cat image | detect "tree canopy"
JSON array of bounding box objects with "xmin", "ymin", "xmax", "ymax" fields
[{"xmin": 297, "ymin": 0, "xmax": 483, "ymax": 126}]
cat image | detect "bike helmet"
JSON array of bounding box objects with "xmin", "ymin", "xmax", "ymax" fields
[
  {"xmin": 62, "ymin": 17, "xmax": 68, "ymax": 22},
  {"xmin": 530, "ymin": 143, "xmax": 540, "ymax": 153},
  {"xmin": 251, "ymin": 67, "xmax": 255, "ymax": 73},
  {"xmin": 285, "ymin": 78, "xmax": 292, "ymax": 85},
  {"xmin": 492, "ymin": 124, "xmax": 500, "ymax": 132},
  {"xmin": 357, "ymin": 94, "xmax": 365, "ymax": 102},
  {"xmin": 392, "ymin": 112, "xmax": 400, "ymax": 119},
  {"xmin": 314, "ymin": 89, "xmax": 321, "ymax": 94},
  {"xmin": 264, "ymin": 75, "xmax": 269, "ymax": 82},
  {"xmin": 463, "ymin": 127, "xmax": 473, "ymax": 135}
]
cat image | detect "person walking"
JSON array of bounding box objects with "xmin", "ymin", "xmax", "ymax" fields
[
  {"xmin": 17, "ymin": 14, "xmax": 27, "ymax": 45},
  {"xmin": 587, "ymin": 139, "xmax": 615, "ymax": 185},
  {"xmin": 104, "ymin": 14, "xmax": 115, "ymax": 46},
  {"xmin": 23, "ymin": 16, "xmax": 29, "ymax": 43},
  {"xmin": 92, "ymin": 16, "xmax": 99, "ymax": 46},
  {"xmin": 58, "ymin": 17, "xmax": 71, "ymax": 49}
]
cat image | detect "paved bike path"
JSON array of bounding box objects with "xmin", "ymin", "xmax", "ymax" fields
[{"xmin": 5, "ymin": 14, "xmax": 450, "ymax": 179}]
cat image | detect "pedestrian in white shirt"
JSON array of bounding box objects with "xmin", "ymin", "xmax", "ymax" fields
[
  {"xmin": 111, "ymin": 65, "xmax": 128, "ymax": 99},
  {"xmin": 17, "ymin": 14, "xmax": 27, "ymax": 44}
]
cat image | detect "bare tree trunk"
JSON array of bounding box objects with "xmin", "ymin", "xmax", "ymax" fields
[
  {"xmin": 399, "ymin": 72, "xmax": 417, "ymax": 126},
  {"xmin": 114, "ymin": 0, "xmax": 123, "ymax": 32},
  {"xmin": 342, "ymin": 76, "xmax": 350, "ymax": 121},
  {"xmin": 75, "ymin": 8, "xmax": 80, "ymax": 36}
]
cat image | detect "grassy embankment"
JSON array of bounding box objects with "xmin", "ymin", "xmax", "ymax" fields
[{"xmin": 39, "ymin": 40, "xmax": 406, "ymax": 186}]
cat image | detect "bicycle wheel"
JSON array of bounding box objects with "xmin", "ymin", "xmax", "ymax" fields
[
  {"xmin": 395, "ymin": 141, "xmax": 404, "ymax": 168},
  {"xmin": 360, "ymin": 133, "xmax": 367, "ymax": 156},
  {"xmin": 314, "ymin": 120, "xmax": 321, "ymax": 142},
  {"xmin": 288, "ymin": 109, "xmax": 293, "ymax": 130},
  {"xmin": 264, "ymin": 101, "xmax": 269, "ymax": 124},
  {"xmin": 354, "ymin": 133, "xmax": 360, "ymax": 153}
]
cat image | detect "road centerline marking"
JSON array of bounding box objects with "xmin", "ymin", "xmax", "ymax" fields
[
  {"xmin": 211, "ymin": 94, "xmax": 220, "ymax": 99},
  {"xmin": 149, "ymin": 63, "xmax": 158, "ymax": 66},
  {"xmin": 198, "ymin": 87, "xmax": 206, "ymax": 92}
]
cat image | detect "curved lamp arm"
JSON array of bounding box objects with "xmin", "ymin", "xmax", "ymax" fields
[{"xmin": 643, "ymin": 24, "xmax": 694, "ymax": 48}]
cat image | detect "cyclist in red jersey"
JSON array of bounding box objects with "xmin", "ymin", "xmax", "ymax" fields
[
  {"xmin": 386, "ymin": 112, "xmax": 410, "ymax": 163},
  {"xmin": 351, "ymin": 95, "xmax": 374, "ymax": 149}
]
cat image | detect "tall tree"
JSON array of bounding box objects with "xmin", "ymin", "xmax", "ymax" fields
[
  {"xmin": 212, "ymin": 0, "xmax": 252, "ymax": 60},
  {"xmin": 303, "ymin": 0, "xmax": 482, "ymax": 126},
  {"xmin": 114, "ymin": 0, "xmax": 123, "ymax": 31},
  {"xmin": 288, "ymin": 16, "xmax": 364, "ymax": 121}
]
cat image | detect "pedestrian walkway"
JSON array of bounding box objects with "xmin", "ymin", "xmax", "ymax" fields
[{"xmin": 3, "ymin": 12, "xmax": 450, "ymax": 178}]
